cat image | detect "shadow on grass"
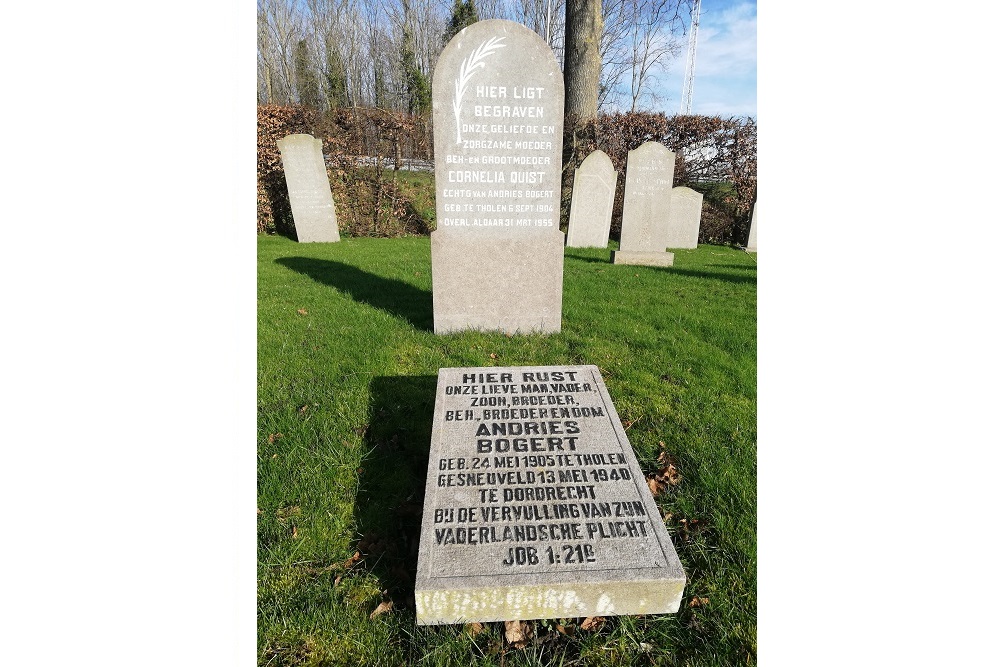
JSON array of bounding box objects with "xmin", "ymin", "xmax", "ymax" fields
[
  {"xmin": 563, "ymin": 252, "xmax": 614, "ymax": 265},
  {"xmin": 351, "ymin": 375, "xmax": 436, "ymax": 610},
  {"xmin": 664, "ymin": 267, "xmax": 757, "ymax": 286},
  {"xmin": 705, "ymin": 263, "xmax": 756, "ymax": 270},
  {"xmin": 276, "ymin": 257, "xmax": 433, "ymax": 331}
]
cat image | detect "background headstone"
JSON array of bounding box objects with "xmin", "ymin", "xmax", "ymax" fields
[
  {"xmin": 276, "ymin": 134, "xmax": 340, "ymax": 243},
  {"xmin": 431, "ymin": 20, "xmax": 565, "ymax": 334},
  {"xmin": 565, "ymin": 150, "xmax": 617, "ymax": 248},
  {"xmin": 415, "ymin": 365, "xmax": 686, "ymax": 624},
  {"xmin": 612, "ymin": 142, "xmax": 675, "ymax": 267},
  {"xmin": 664, "ymin": 186, "xmax": 703, "ymax": 249},
  {"xmin": 746, "ymin": 201, "xmax": 757, "ymax": 253}
]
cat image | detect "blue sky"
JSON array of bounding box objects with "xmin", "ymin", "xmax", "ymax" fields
[{"xmin": 653, "ymin": 0, "xmax": 757, "ymax": 117}]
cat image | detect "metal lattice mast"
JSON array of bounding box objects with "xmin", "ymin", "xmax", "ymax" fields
[{"xmin": 681, "ymin": 0, "xmax": 702, "ymax": 114}]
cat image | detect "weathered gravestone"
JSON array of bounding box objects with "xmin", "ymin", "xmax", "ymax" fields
[
  {"xmin": 276, "ymin": 134, "xmax": 340, "ymax": 243},
  {"xmin": 565, "ymin": 150, "xmax": 617, "ymax": 249},
  {"xmin": 611, "ymin": 142, "xmax": 675, "ymax": 267},
  {"xmin": 746, "ymin": 201, "xmax": 757, "ymax": 253},
  {"xmin": 431, "ymin": 20, "xmax": 564, "ymax": 334},
  {"xmin": 415, "ymin": 365, "xmax": 687, "ymax": 625},
  {"xmin": 664, "ymin": 186, "xmax": 703, "ymax": 249}
]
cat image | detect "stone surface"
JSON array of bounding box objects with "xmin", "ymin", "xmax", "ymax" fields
[
  {"xmin": 415, "ymin": 365, "xmax": 686, "ymax": 625},
  {"xmin": 618, "ymin": 142, "xmax": 675, "ymax": 254},
  {"xmin": 565, "ymin": 150, "xmax": 617, "ymax": 248},
  {"xmin": 664, "ymin": 186, "xmax": 703, "ymax": 249},
  {"xmin": 276, "ymin": 134, "xmax": 340, "ymax": 243},
  {"xmin": 610, "ymin": 249, "xmax": 675, "ymax": 267},
  {"xmin": 746, "ymin": 201, "xmax": 757, "ymax": 252},
  {"xmin": 431, "ymin": 20, "xmax": 564, "ymax": 334}
]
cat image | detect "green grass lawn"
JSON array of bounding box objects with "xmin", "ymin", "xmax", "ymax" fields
[{"xmin": 258, "ymin": 235, "xmax": 756, "ymax": 666}]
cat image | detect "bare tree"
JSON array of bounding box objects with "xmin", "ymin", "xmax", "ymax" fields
[
  {"xmin": 258, "ymin": 0, "xmax": 307, "ymax": 104},
  {"xmin": 599, "ymin": 0, "xmax": 688, "ymax": 111}
]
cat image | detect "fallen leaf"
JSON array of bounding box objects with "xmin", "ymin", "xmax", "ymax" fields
[
  {"xmin": 466, "ymin": 622, "xmax": 485, "ymax": 636},
  {"xmin": 647, "ymin": 477, "xmax": 665, "ymax": 496},
  {"xmin": 333, "ymin": 575, "xmax": 342, "ymax": 586},
  {"xmin": 370, "ymin": 600, "xmax": 393, "ymax": 619},
  {"xmin": 504, "ymin": 620, "xmax": 533, "ymax": 648},
  {"xmin": 268, "ymin": 433, "xmax": 283, "ymax": 444},
  {"xmin": 689, "ymin": 597, "xmax": 709, "ymax": 608},
  {"xmin": 291, "ymin": 526, "xmax": 298, "ymax": 539},
  {"xmin": 297, "ymin": 308, "xmax": 308, "ymax": 316},
  {"xmin": 299, "ymin": 404, "xmax": 309, "ymax": 413},
  {"xmin": 580, "ymin": 616, "xmax": 606, "ymax": 632},
  {"xmin": 256, "ymin": 507, "xmax": 263, "ymax": 515},
  {"xmin": 271, "ymin": 453, "xmax": 278, "ymax": 459},
  {"xmin": 344, "ymin": 551, "xmax": 362, "ymax": 568},
  {"xmin": 489, "ymin": 353, "xmax": 497, "ymax": 359}
]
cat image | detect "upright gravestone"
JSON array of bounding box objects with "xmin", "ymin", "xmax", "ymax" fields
[
  {"xmin": 664, "ymin": 186, "xmax": 703, "ymax": 249},
  {"xmin": 431, "ymin": 20, "xmax": 565, "ymax": 334},
  {"xmin": 746, "ymin": 201, "xmax": 757, "ymax": 253},
  {"xmin": 415, "ymin": 365, "xmax": 687, "ymax": 624},
  {"xmin": 611, "ymin": 142, "xmax": 675, "ymax": 267},
  {"xmin": 276, "ymin": 134, "xmax": 340, "ymax": 243},
  {"xmin": 565, "ymin": 150, "xmax": 617, "ymax": 249}
]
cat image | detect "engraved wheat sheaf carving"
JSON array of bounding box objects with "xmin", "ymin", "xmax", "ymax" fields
[{"xmin": 453, "ymin": 36, "xmax": 506, "ymax": 144}]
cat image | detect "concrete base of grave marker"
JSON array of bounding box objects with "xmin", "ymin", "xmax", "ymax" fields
[
  {"xmin": 415, "ymin": 365, "xmax": 686, "ymax": 625},
  {"xmin": 610, "ymin": 250, "xmax": 675, "ymax": 268}
]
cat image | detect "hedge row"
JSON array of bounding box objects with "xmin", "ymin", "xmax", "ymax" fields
[{"xmin": 258, "ymin": 105, "xmax": 756, "ymax": 244}]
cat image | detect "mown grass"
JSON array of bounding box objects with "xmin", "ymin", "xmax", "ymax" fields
[{"xmin": 258, "ymin": 236, "xmax": 756, "ymax": 666}]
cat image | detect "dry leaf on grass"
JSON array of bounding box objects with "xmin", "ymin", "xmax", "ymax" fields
[
  {"xmin": 343, "ymin": 551, "xmax": 362, "ymax": 569},
  {"xmin": 268, "ymin": 433, "xmax": 283, "ymax": 444},
  {"xmin": 646, "ymin": 444, "xmax": 682, "ymax": 496},
  {"xmin": 370, "ymin": 600, "xmax": 393, "ymax": 619},
  {"xmin": 297, "ymin": 308, "xmax": 308, "ymax": 316},
  {"xmin": 579, "ymin": 616, "xmax": 606, "ymax": 632},
  {"xmin": 689, "ymin": 597, "xmax": 709, "ymax": 608},
  {"xmin": 465, "ymin": 622, "xmax": 485, "ymax": 636},
  {"xmin": 291, "ymin": 525, "xmax": 298, "ymax": 539},
  {"xmin": 504, "ymin": 620, "xmax": 533, "ymax": 648}
]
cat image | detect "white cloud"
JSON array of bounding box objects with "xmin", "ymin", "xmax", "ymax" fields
[
  {"xmin": 608, "ymin": 0, "xmax": 757, "ymax": 116},
  {"xmin": 695, "ymin": 1, "xmax": 757, "ymax": 78}
]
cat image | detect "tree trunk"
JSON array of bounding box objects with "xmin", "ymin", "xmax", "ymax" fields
[{"xmin": 563, "ymin": 0, "xmax": 603, "ymax": 120}]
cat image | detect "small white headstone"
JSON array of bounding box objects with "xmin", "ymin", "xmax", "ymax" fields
[
  {"xmin": 565, "ymin": 150, "xmax": 617, "ymax": 249},
  {"xmin": 746, "ymin": 201, "xmax": 757, "ymax": 253},
  {"xmin": 664, "ymin": 186, "xmax": 703, "ymax": 249},
  {"xmin": 276, "ymin": 134, "xmax": 340, "ymax": 243},
  {"xmin": 611, "ymin": 142, "xmax": 675, "ymax": 267}
]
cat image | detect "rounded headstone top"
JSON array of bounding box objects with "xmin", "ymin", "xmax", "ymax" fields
[{"xmin": 579, "ymin": 149, "xmax": 614, "ymax": 171}]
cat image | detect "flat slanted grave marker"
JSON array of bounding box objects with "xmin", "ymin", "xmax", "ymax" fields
[{"xmin": 415, "ymin": 365, "xmax": 686, "ymax": 625}]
